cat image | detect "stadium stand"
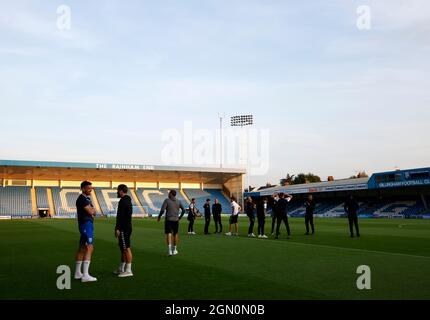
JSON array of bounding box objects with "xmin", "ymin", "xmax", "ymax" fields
[
  {"xmin": 183, "ymin": 189, "xmax": 231, "ymax": 214},
  {"xmin": 135, "ymin": 188, "xmax": 188, "ymax": 217},
  {"xmin": 35, "ymin": 187, "xmax": 49, "ymax": 208},
  {"xmin": 1, "ymin": 187, "xmax": 429, "ymax": 219},
  {"xmin": 94, "ymin": 188, "xmax": 144, "ymax": 216},
  {"xmin": 0, "ymin": 187, "xmax": 32, "ymax": 216}
]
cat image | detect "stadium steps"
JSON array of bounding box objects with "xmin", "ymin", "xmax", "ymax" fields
[
  {"xmin": 30, "ymin": 188, "xmax": 37, "ymax": 216},
  {"xmin": 46, "ymin": 188, "xmax": 56, "ymax": 216},
  {"xmin": 180, "ymin": 189, "xmax": 191, "ymax": 204},
  {"xmin": 90, "ymin": 188, "xmax": 103, "ymax": 216}
]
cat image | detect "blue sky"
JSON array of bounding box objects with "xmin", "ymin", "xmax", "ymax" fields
[{"xmin": 0, "ymin": 0, "xmax": 429, "ymax": 186}]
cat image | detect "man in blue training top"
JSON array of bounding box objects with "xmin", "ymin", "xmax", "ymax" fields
[{"xmin": 74, "ymin": 180, "xmax": 97, "ymax": 282}]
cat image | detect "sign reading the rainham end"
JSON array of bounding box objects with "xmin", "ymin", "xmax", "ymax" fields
[{"xmin": 96, "ymin": 163, "xmax": 155, "ymax": 170}]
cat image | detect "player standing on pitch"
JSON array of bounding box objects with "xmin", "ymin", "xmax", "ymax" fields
[
  {"xmin": 245, "ymin": 197, "xmax": 256, "ymax": 237},
  {"xmin": 187, "ymin": 198, "xmax": 198, "ymax": 235},
  {"xmin": 257, "ymin": 198, "xmax": 268, "ymax": 239},
  {"xmin": 113, "ymin": 184, "xmax": 134, "ymax": 278},
  {"xmin": 305, "ymin": 195, "xmax": 315, "ymax": 235},
  {"xmin": 158, "ymin": 190, "xmax": 186, "ymax": 256},
  {"xmin": 225, "ymin": 197, "xmax": 241, "ymax": 236},
  {"xmin": 212, "ymin": 199, "xmax": 223, "ymax": 234},
  {"xmin": 271, "ymin": 193, "xmax": 279, "ymax": 235},
  {"xmin": 74, "ymin": 181, "xmax": 97, "ymax": 282},
  {"xmin": 275, "ymin": 193, "xmax": 293, "ymax": 239},
  {"xmin": 203, "ymin": 199, "xmax": 212, "ymax": 235},
  {"xmin": 344, "ymin": 195, "xmax": 360, "ymax": 238}
]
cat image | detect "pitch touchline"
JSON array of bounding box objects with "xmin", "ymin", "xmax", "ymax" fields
[{"xmin": 259, "ymin": 238, "xmax": 430, "ymax": 260}]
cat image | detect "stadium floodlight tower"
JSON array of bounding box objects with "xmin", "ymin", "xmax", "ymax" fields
[{"xmin": 230, "ymin": 115, "xmax": 254, "ymax": 192}]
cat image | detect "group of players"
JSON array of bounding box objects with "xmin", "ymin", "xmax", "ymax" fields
[
  {"xmin": 74, "ymin": 181, "xmax": 134, "ymax": 282},
  {"xmin": 73, "ymin": 181, "xmax": 361, "ymax": 282}
]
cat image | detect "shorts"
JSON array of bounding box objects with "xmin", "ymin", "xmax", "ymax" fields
[
  {"xmin": 79, "ymin": 221, "xmax": 94, "ymax": 247},
  {"xmin": 118, "ymin": 229, "xmax": 132, "ymax": 251},
  {"xmin": 165, "ymin": 220, "xmax": 179, "ymax": 235},
  {"xmin": 229, "ymin": 215, "xmax": 238, "ymax": 224}
]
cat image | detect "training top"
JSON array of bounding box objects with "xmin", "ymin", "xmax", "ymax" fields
[
  {"xmin": 159, "ymin": 196, "xmax": 186, "ymax": 222},
  {"xmin": 344, "ymin": 199, "xmax": 359, "ymax": 215},
  {"xmin": 76, "ymin": 194, "xmax": 94, "ymax": 225},
  {"xmin": 245, "ymin": 202, "xmax": 255, "ymax": 217},
  {"xmin": 305, "ymin": 200, "xmax": 315, "ymax": 216},
  {"xmin": 116, "ymin": 195, "xmax": 133, "ymax": 231},
  {"xmin": 231, "ymin": 201, "xmax": 241, "ymax": 215},
  {"xmin": 203, "ymin": 203, "xmax": 211, "ymax": 216},
  {"xmin": 212, "ymin": 203, "xmax": 222, "ymax": 216}
]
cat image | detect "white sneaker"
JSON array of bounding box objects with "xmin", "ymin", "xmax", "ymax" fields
[
  {"xmin": 258, "ymin": 235, "xmax": 262, "ymax": 238},
  {"xmin": 113, "ymin": 268, "xmax": 124, "ymax": 275},
  {"xmin": 81, "ymin": 275, "xmax": 97, "ymax": 283},
  {"xmin": 74, "ymin": 273, "xmax": 83, "ymax": 280},
  {"xmin": 234, "ymin": 233, "xmax": 239, "ymax": 236},
  {"xmin": 225, "ymin": 232, "xmax": 232, "ymax": 236},
  {"xmin": 192, "ymin": 232, "xmax": 196, "ymax": 235},
  {"xmin": 262, "ymin": 235, "xmax": 268, "ymax": 239},
  {"xmin": 118, "ymin": 271, "xmax": 133, "ymax": 278},
  {"xmin": 248, "ymin": 233, "xmax": 256, "ymax": 238},
  {"xmin": 173, "ymin": 249, "xmax": 179, "ymax": 256}
]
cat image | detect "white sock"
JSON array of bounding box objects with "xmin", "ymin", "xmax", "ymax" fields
[
  {"xmin": 75, "ymin": 261, "xmax": 83, "ymax": 275},
  {"xmin": 125, "ymin": 263, "xmax": 132, "ymax": 273},
  {"xmin": 120, "ymin": 262, "xmax": 126, "ymax": 272},
  {"xmin": 174, "ymin": 246, "xmax": 177, "ymax": 252},
  {"xmin": 168, "ymin": 245, "xmax": 172, "ymax": 254},
  {"xmin": 83, "ymin": 261, "xmax": 91, "ymax": 277}
]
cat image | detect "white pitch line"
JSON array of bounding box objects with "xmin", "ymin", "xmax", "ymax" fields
[{"xmin": 256, "ymin": 238, "xmax": 430, "ymax": 260}]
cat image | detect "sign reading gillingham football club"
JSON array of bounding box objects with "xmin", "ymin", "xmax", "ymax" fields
[
  {"xmin": 378, "ymin": 179, "xmax": 430, "ymax": 188},
  {"xmin": 96, "ymin": 163, "xmax": 155, "ymax": 170}
]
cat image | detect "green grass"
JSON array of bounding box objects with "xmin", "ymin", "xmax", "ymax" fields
[{"xmin": 1, "ymin": 217, "xmax": 430, "ymax": 300}]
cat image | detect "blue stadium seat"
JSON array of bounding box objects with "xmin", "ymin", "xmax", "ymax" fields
[
  {"xmin": 35, "ymin": 188, "xmax": 49, "ymax": 209},
  {"xmin": 0, "ymin": 187, "xmax": 32, "ymax": 216}
]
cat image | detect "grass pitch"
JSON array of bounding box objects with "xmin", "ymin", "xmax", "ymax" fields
[{"xmin": 1, "ymin": 217, "xmax": 429, "ymax": 300}]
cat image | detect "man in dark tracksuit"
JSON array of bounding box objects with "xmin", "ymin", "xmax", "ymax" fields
[
  {"xmin": 344, "ymin": 195, "xmax": 360, "ymax": 238},
  {"xmin": 245, "ymin": 197, "xmax": 256, "ymax": 237},
  {"xmin": 212, "ymin": 199, "xmax": 223, "ymax": 233},
  {"xmin": 275, "ymin": 193, "xmax": 292, "ymax": 239},
  {"xmin": 305, "ymin": 195, "xmax": 315, "ymax": 235},
  {"xmin": 187, "ymin": 198, "xmax": 197, "ymax": 235},
  {"xmin": 114, "ymin": 184, "xmax": 134, "ymax": 277},
  {"xmin": 257, "ymin": 198, "xmax": 268, "ymax": 238},
  {"xmin": 203, "ymin": 199, "xmax": 211, "ymax": 235}
]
